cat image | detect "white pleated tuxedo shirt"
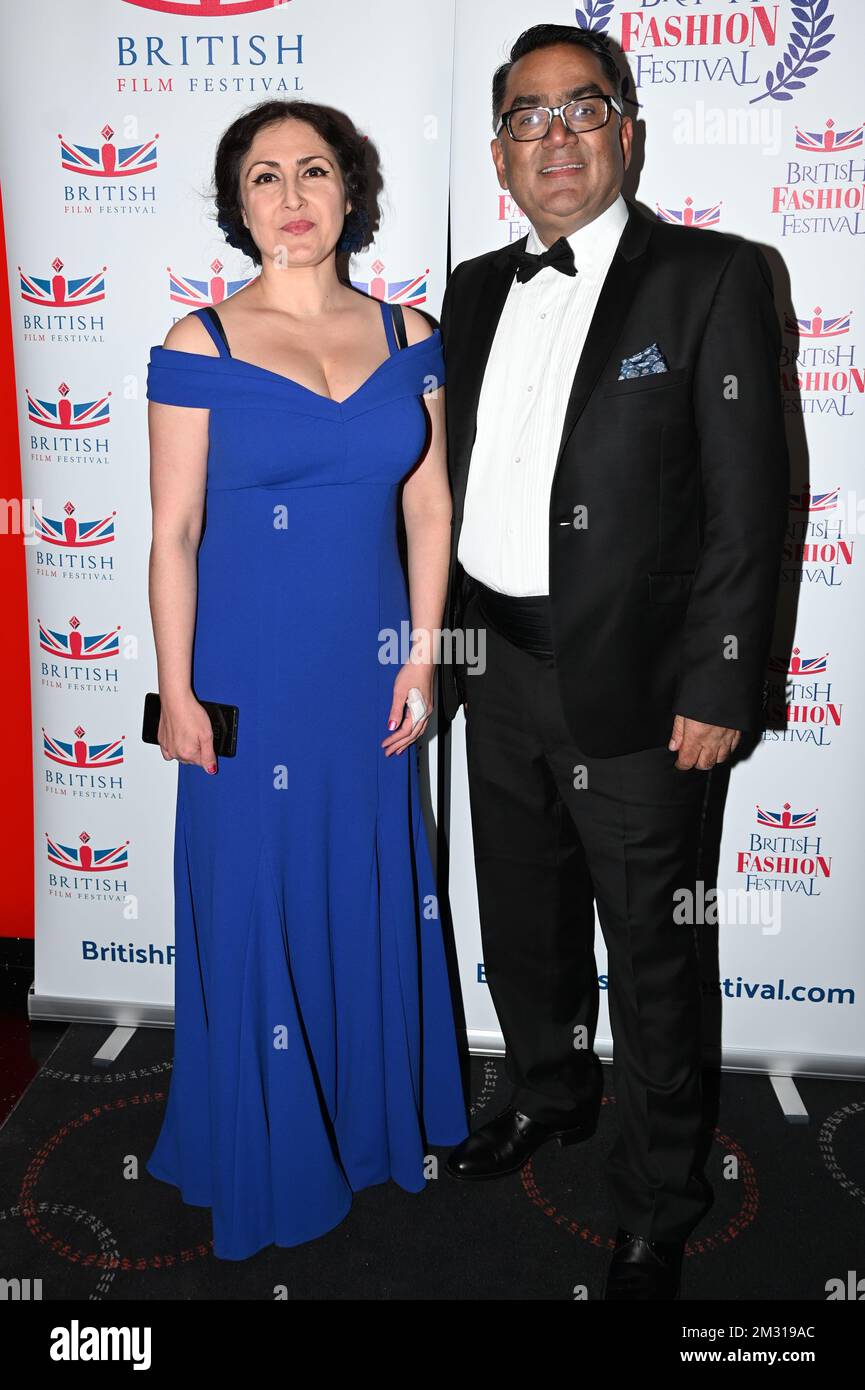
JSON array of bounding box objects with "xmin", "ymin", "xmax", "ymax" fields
[{"xmin": 457, "ymin": 193, "xmax": 630, "ymax": 595}]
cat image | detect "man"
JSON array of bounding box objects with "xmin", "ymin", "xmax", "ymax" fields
[{"xmin": 437, "ymin": 24, "xmax": 788, "ymax": 1300}]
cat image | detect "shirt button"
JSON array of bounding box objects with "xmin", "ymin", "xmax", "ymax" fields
[
  {"xmin": 540, "ymin": 312, "xmax": 547, "ymax": 319},
  {"xmin": 514, "ymin": 456, "xmax": 521, "ymax": 463},
  {"xmin": 527, "ymin": 384, "xmax": 533, "ymax": 392},
  {"xmin": 507, "ymin": 526, "xmax": 515, "ymax": 535}
]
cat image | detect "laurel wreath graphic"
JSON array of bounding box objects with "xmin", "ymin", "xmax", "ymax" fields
[
  {"xmin": 573, "ymin": 0, "xmax": 613, "ymax": 33},
  {"xmin": 573, "ymin": 3, "xmax": 633, "ymax": 104},
  {"xmin": 751, "ymin": 0, "xmax": 836, "ymax": 104}
]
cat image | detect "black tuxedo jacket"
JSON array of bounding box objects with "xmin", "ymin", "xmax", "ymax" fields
[{"xmin": 437, "ymin": 197, "xmax": 789, "ymax": 757}]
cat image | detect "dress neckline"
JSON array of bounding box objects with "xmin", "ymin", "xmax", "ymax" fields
[{"xmin": 149, "ymin": 329, "xmax": 439, "ymax": 407}]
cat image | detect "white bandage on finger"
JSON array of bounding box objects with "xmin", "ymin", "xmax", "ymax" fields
[{"xmin": 406, "ymin": 687, "xmax": 427, "ymax": 727}]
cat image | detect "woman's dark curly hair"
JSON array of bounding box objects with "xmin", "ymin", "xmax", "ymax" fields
[{"xmin": 210, "ymin": 99, "xmax": 372, "ymax": 264}]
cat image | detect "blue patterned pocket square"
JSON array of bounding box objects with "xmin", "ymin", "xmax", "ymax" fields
[{"xmin": 618, "ymin": 343, "xmax": 669, "ymax": 380}]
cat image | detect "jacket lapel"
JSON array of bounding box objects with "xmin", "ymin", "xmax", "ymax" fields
[{"xmin": 552, "ymin": 199, "xmax": 653, "ymax": 475}]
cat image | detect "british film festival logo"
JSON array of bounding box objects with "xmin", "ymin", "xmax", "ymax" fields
[
  {"xmin": 166, "ymin": 257, "xmax": 429, "ymax": 323},
  {"xmin": 115, "ymin": 1, "xmax": 304, "ymax": 97},
  {"xmin": 169, "ymin": 260, "xmax": 252, "ymax": 310},
  {"xmin": 121, "ymin": 0, "xmax": 289, "ymax": 16},
  {"xmin": 763, "ymin": 646, "xmax": 842, "ymax": 746},
  {"xmin": 784, "ymin": 486, "xmax": 856, "ymax": 588},
  {"xmin": 19, "ymin": 258, "xmax": 107, "ymax": 346},
  {"xmin": 41, "ymin": 721, "xmax": 127, "ymax": 801},
  {"xmin": 350, "ymin": 263, "xmax": 429, "ymax": 306},
  {"xmin": 782, "ymin": 301, "xmax": 861, "ymax": 418},
  {"xmin": 45, "ymin": 827, "xmax": 131, "ymax": 909},
  {"xmin": 38, "ymin": 614, "xmax": 122, "ymax": 697},
  {"xmin": 32, "ymin": 501, "xmax": 117, "ymax": 584},
  {"xmin": 60, "ymin": 122, "xmax": 158, "ymax": 218},
  {"xmin": 736, "ymin": 802, "xmax": 831, "ymax": 896},
  {"xmin": 32, "ymin": 500, "xmax": 117, "ymax": 581},
  {"xmin": 26, "ymin": 371, "xmax": 111, "ymax": 467}
]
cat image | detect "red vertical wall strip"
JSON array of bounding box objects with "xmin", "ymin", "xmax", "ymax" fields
[{"xmin": 0, "ymin": 181, "xmax": 35, "ymax": 938}]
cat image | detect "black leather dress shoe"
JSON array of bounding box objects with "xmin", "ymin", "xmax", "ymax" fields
[
  {"xmin": 603, "ymin": 1227, "xmax": 685, "ymax": 1300},
  {"xmin": 445, "ymin": 1103, "xmax": 597, "ymax": 1180}
]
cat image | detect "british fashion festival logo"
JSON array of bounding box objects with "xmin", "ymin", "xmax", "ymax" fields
[
  {"xmin": 736, "ymin": 802, "xmax": 831, "ymax": 896},
  {"xmin": 772, "ymin": 117, "xmax": 865, "ymax": 236},
  {"xmin": 576, "ymin": 0, "xmax": 836, "ymax": 98},
  {"xmin": 782, "ymin": 301, "xmax": 861, "ymax": 416},
  {"xmin": 763, "ymin": 646, "xmax": 843, "ymax": 746},
  {"xmin": 784, "ymin": 487, "xmax": 855, "ymax": 588},
  {"xmin": 655, "ymin": 196, "xmax": 723, "ymax": 227}
]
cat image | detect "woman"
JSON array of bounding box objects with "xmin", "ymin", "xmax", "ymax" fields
[{"xmin": 145, "ymin": 98, "xmax": 468, "ymax": 1260}]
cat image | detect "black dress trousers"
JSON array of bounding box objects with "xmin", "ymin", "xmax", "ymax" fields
[{"xmin": 461, "ymin": 582, "xmax": 713, "ymax": 1242}]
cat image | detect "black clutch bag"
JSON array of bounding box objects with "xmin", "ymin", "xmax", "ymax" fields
[{"xmin": 142, "ymin": 691, "xmax": 239, "ymax": 757}]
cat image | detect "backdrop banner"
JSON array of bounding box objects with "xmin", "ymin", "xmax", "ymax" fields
[
  {"xmin": 445, "ymin": 0, "xmax": 864, "ymax": 1075},
  {"xmin": 4, "ymin": 1, "xmax": 863, "ymax": 1079},
  {"xmin": 0, "ymin": 0, "xmax": 455, "ymax": 1021}
]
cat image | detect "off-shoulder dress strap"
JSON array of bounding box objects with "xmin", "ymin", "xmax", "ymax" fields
[
  {"xmin": 383, "ymin": 300, "xmax": 407, "ymax": 354},
  {"xmin": 195, "ymin": 306, "xmax": 232, "ymax": 357}
]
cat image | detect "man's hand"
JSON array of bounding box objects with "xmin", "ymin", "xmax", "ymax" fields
[{"xmin": 668, "ymin": 714, "xmax": 741, "ymax": 770}]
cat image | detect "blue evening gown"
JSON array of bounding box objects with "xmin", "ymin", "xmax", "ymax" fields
[{"xmin": 144, "ymin": 298, "xmax": 468, "ymax": 1260}]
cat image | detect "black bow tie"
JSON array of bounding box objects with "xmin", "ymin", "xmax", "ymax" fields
[{"xmin": 510, "ymin": 235, "xmax": 577, "ymax": 283}]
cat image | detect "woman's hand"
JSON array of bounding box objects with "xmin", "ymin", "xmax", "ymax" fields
[
  {"xmin": 158, "ymin": 692, "xmax": 218, "ymax": 774},
  {"xmin": 381, "ymin": 661, "xmax": 434, "ymax": 757}
]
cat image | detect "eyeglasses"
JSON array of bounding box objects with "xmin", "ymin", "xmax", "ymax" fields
[{"xmin": 496, "ymin": 93, "xmax": 623, "ymax": 141}]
